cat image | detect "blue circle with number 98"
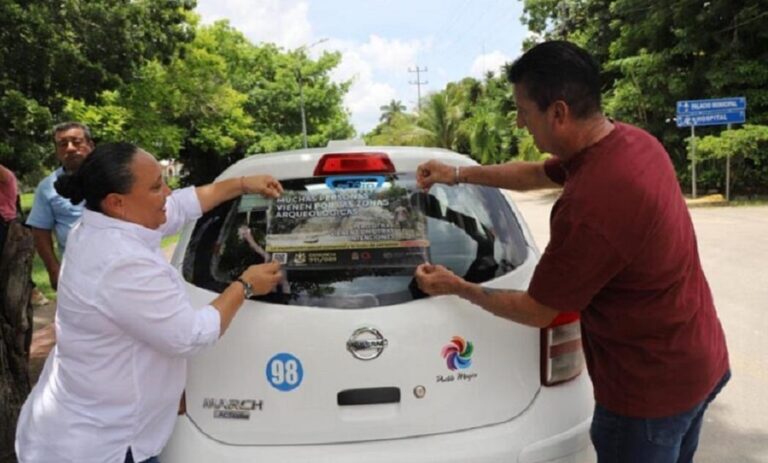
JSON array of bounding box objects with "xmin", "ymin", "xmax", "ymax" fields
[{"xmin": 266, "ymin": 353, "xmax": 304, "ymax": 391}]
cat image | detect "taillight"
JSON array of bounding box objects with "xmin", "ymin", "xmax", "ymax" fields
[
  {"xmin": 541, "ymin": 311, "xmax": 584, "ymax": 386},
  {"xmin": 314, "ymin": 152, "xmax": 395, "ymax": 176}
]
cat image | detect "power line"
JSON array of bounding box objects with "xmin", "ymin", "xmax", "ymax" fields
[{"xmin": 408, "ymin": 66, "xmax": 428, "ymax": 112}]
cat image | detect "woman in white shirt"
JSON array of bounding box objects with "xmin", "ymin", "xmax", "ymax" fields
[{"xmin": 15, "ymin": 142, "xmax": 284, "ymax": 463}]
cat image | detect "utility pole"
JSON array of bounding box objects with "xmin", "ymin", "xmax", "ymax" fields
[
  {"xmin": 408, "ymin": 66, "xmax": 428, "ymax": 112},
  {"xmin": 298, "ymin": 69, "xmax": 308, "ymax": 148},
  {"xmin": 296, "ymin": 38, "xmax": 328, "ymax": 148}
]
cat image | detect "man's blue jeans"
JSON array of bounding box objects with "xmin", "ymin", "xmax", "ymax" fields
[{"xmin": 590, "ymin": 370, "xmax": 730, "ymax": 463}]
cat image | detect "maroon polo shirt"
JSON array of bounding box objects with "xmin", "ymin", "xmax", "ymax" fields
[{"xmin": 528, "ymin": 122, "xmax": 729, "ymax": 418}]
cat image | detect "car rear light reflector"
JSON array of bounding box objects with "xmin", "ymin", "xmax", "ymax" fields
[
  {"xmin": 541, "ymin": 311, "xmax": 585, "ymax": 386},
  {"xmin": 314, "ymin": 152, "xmax": 395, "ymax": 176}
]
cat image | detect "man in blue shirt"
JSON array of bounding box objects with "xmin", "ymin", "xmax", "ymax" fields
[{"xmin": 26, "ymin": 122, "xmax": 95, "ymax": 290}]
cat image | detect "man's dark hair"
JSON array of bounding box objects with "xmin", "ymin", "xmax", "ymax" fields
[
  {"xmin": 52, "ymin": 121, "xmax": 93, "ymax": 142},
  {"xmin": 54, "ymin": 142, "xmax": 138, "ymax": 212},
  {"xmin": 506, "ymin": 41, "xmax": 602, "ymax": 119}
]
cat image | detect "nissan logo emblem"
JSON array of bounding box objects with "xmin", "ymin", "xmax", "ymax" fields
[{"xmin": 347, "ymin": 327, "xmax": 388, "ymax": 360}]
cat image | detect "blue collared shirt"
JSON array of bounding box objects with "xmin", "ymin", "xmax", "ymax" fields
[{"xmin": 26, "ymin": 167, "xmax": 84, "ymax": 253}]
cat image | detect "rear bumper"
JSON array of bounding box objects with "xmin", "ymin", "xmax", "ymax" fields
[{"xmin": 162, "ymin": 374, "xmax": 595, "ymax": 463}]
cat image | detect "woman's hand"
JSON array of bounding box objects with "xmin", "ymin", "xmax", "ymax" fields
[
  {"xmin": 242, "ymin": 175, "xmax": 283, "ymax": 198},
  {"xmin": 240, "ymin": 261, "xmax": 283, "ymax": 295},
  {"xmin": 197, "ymin": 175, "xmax": 283, "ymax": 213}
]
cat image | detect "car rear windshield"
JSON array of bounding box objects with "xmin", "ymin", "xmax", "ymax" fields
[{"xmin": 182, "ymin": 173, "xmax": 528, "ymax": 308}]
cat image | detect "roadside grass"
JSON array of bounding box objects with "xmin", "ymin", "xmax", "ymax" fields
[
  {"xmin": 685, "ymin": 193, "xmax": 768, "ymax": 208},
  {"xmin": 21, "ymin": 192, "xmax": 34, "ymax": 215},
  {"xmin": 161, "ymin": 233, "xmax": 180, "ymax": 249},
  {"xmin": 31, "ymin": 253, "xmax": 57, "ymax": 301},
  {"xmin": 727, "ymin": 197, "xmax": 768, "ymax": 207}
]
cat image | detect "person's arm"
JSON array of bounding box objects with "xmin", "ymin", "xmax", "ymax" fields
[
  {"xmin": 30, "ymin": 228, "xmax": 60, "ymax": 290},
  {"xmin": 211, "ymin": 261, "xmax": 282, "ymax": 335},
  {"xmin": 26, "ymin": 180, "xmax": 59, "ymax": 287},
  {"xmin": 414, "ymin": 263, "xmax": 558, "ymax": 328},
  {"xmin": 96, "ymin": 259, "xmax": 283, "ymax": 357},
  {"xmin": 416, "ymin": 159, "xmax": 558, "ymax": 191},
  {"xmin": 195, "ymin": 175, "xmax": 283, "ymax": 214},
  {"xmin": 0, "ymin": 164, "xmax": 9, "ymax": 184}
]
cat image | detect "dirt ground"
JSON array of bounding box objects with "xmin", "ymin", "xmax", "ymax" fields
[{"xmin": 29, "ymin": 300, "xmax": 56, "ymax": 384}]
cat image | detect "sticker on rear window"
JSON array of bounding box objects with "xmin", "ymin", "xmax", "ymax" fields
[
  {"xmin": 264, "ymin": 175, "xmax": 429, "ymax": 270},
  {"xmin": 266, "ymin": 353, "xmax": 304, "ymax": 392},
  {"xmin": 325, "ymin": 175, "xmax": 386, "ymax": 191}
]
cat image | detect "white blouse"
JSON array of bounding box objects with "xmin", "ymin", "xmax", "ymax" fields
[{"xmin": 16, "ymin": 187, "xmax": 220, "ymax": 463}]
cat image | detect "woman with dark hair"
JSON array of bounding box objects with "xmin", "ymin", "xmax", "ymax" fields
[{"xmin": 15, "ymin": 142, "xmax": 284, "ymax": 463}]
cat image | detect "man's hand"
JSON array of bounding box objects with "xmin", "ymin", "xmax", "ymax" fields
[
  {"xmin": 240, "ymin": 261, "xmax": 283, "ymax": 295},
  {"xmin": 416, "ymin": 160, "xmax": 456, "ymax": 190},
  {"xmin": 242, "ymin": 175, "xmax": 283, "ymax": 198},
  {"xmin": 31, "ymin": 228, "xmax": 60, "ymax": 292},
  {"xmin": 48, "ymin": 264, "xmax": 60, "ymax": 291},
  {"xmin": 414, "ymin": 263, "xmax": 467, "ymax": 296}
]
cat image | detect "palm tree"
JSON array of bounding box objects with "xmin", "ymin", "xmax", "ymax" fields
[
  {"xmin": 467, "ymin": 105, "xmax": 504, "ymax": 164},
  {"xmin": 417, "ymin": 93, "xmax": 462, "ymax": 149},
  {"xmin": 379, "ymin": 99, "xmax": 406, "ymax": 124}
]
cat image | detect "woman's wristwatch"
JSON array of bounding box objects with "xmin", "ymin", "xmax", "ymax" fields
[{"xmin": 236, "ymin": 277, "xmax": 255, "ymax": 298}]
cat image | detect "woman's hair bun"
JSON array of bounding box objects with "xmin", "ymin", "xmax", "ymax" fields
[{"xmin": 54, "ymin": 172, "xmax": 85, "ymax": 205}]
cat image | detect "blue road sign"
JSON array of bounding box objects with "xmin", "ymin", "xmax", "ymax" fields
[
  {"xmin": 677, "ymin": 111, "xmax": 746, "ymax": 128},
  {"xmin": 677, "ymin": 97, "xmax": 746, "ymax": 114},
  {"xmin": 676, "ymin": 97, "xmax": 747, "ymax": 127}
]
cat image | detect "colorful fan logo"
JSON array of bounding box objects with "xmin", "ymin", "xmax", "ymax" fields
[{"xmin": 441, "ymin": 336, "xmax": 473, "ymax": 371}]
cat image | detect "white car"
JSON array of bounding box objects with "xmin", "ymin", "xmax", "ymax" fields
[{"xmin": 162, "ymin": 143, "xmax": 594, "ymax": 463}]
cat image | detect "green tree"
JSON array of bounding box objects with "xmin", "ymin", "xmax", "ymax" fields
[
  {"xmin": 195, "ymin": 22, "xmax": 354, "ymax": 154},
  {"xmin": 379, "ymin": 100, "xmax": 407, "ymax": 123},
  {"xmin": 466, "ymin": 105, "xmax": 505, "ymax": 164},
  {"xmin": 417, "ymin": 92, "xmax": 463, "ymax": 150},
  {"xmin": 365, "ymin": 112, "xmax": 431, "ymax": 146},
  {"xmin": 64, "ymin": 22, "xmax": 259, "ymax": 184},
  {"xmin": 0, "ymin": 0, "xmax": 196, "ymax": 182},
  {"xmin": 521, "ymin": 0, "xmax": 768, "ymax": 192},
  {"xmin": 65, "ymin": 20, "xmax": 355, "ymax": 184},
  {"xmin": 693, "ymin": 124, "xmax": 768, "ymax": 196},
  {"xmin": 0, "ymin": 91, "xmax": 52, "ymax": 189}
]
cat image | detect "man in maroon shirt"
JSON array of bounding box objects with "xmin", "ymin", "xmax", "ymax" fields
[{"xmin": 414, "ymin": 41, "xmax": 729, "ymax": 463}]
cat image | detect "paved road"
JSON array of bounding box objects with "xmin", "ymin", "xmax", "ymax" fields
[{"xmin": 510, "ymin": 190, "xmax": 768, "ymax": 463}]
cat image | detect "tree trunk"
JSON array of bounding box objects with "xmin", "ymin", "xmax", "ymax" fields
[{"xmin": 0, "ymin": 223, "xmax": 34, "ymax": 463}]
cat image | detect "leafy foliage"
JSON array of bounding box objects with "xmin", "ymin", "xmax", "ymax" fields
[
  {"xmin": 379, "ymin": 100, "xmax": 407, "ymax": 123},
  {"xmin": 692, "ymin": 125, "xmax": 768, "ymax": 195},
  {"xmin": 365, "ymin": 73, "xmax": 545, "ymax": 164},
  {"xmin": 0, "ymin": 0, "xmax": 196, "ymax": 183},
  {"xmin": 1, "ymin": 6, "xmax": 354, "ymax": 186},
  {"xmin": 63, "ymin": 20, "xmax": 354, "ymax": 184},
  {"xmin": 521, "ymin": 0, "xmax": 768, "ymax": 194},
  {"xmin": 364, "ymin": 112, "xmax": 432, "ymax": 146}
]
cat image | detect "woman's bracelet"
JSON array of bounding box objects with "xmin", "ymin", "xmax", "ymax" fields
[{"xmin": 454, "ymin": 165, "xmax": 461, "ymax": 185}]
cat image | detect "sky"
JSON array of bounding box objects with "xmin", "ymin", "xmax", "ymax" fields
[{"xmin": 194, "ymin": 0, "xmax": 532, "ymax": 135}]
